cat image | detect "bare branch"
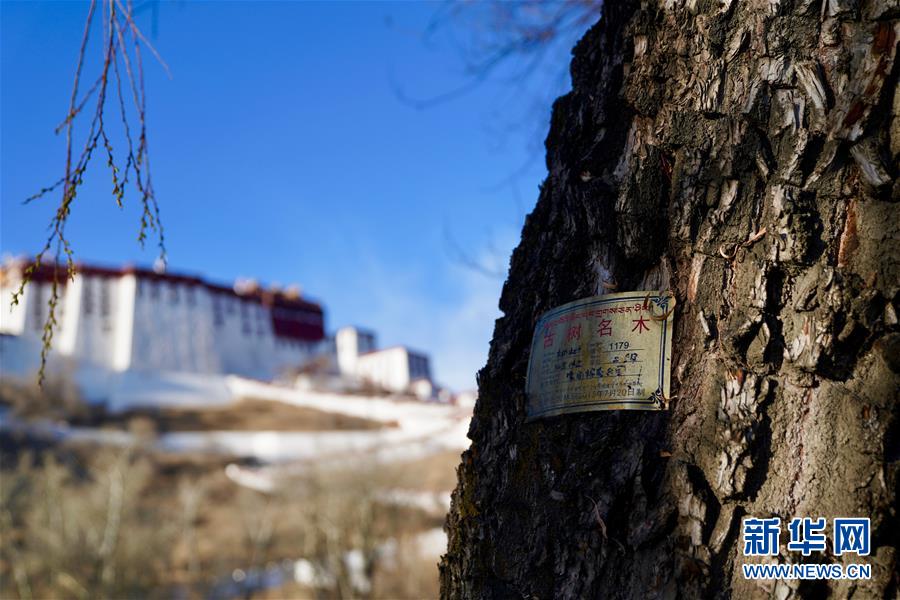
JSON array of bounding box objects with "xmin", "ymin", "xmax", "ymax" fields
[
  {"xmin": 443, "ymin": 224, "xmax": 506, "ymax": 279},
  {"xmin": 15, "ymin": 0, "xmax": 167, "ymax": 385},
  {"xmin": 395, "ymin": 1, "xmax": 602, "ymax": 109}
]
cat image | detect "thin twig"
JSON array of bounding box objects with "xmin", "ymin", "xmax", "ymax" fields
[
  {"xmin": 15, "ymin": 0, "xmax": 166, "ymax": 385},
  {"xmin": 114, "ymin": 0, "xmax": 170, "ymax": 77}
]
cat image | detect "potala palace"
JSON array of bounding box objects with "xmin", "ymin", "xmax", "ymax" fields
[{"xmin": 0, "ymin": 258, "xmax": 435, "ymax": 399}]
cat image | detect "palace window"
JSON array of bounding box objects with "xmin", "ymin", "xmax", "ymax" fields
[
  {"xmin": 241, "ymin": 302, "xmax": 251, "ymax": 335},
  {"xmin": 100, "ymin": 282, "xmax": 112, "ymax": 332},
  {"xmin": 100, "ymin": 283, "xmax": 110, "ymax": 316},
  {"xmin": 212, "ymin": 295, "xmax": 224, "ymax": 327},
  {"xmin": 83, "ymin": 280, "xmax": 94, "ymax": 315},
  {"xmin": 32, "ymin": 285, "xmax": 43, "ymax": 331}
]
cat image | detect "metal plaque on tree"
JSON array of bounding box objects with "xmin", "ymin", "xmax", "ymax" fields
[{"xmin": 525, "ymin": 291, "xmax": 674, "ymax": 419}]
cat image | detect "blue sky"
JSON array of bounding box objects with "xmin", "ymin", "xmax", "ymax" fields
[{"xmin": 1, "ymin": 1, "xmax": 585, "ymax": 390}]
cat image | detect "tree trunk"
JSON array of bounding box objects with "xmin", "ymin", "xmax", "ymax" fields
[{"xmin": 441, "ymin": 1, "xmax": 899, "ymax": 598}]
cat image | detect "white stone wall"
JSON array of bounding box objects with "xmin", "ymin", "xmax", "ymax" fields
[
  {"xmin": 0, "ymin": 264, "xmax": 318, "ymax": 381},
  {"xmin": 334, "ymin": 327, "xmax": 434, "ymax": 394},
  {"xmin": 357, "ymin": 346, "xmax": 413, "ymax": 392},
  {"xmin": 72, "ymin": 275, "xmax": 123, "ymax": 368},
  {"xmin": 335, "ymin": 326, "xmax": 377, "ymax": 376},
  {"xmin": 112, "ymin": 275, "xmax": 137, "ymax": 371},
  {"xmin": 1, "ymin": 273, "xmax": 35, "ymax": 336},
  {"xmin": 130, "ymin": 281, "xmax": 314, "ymax": 379},
  {"xmin": 130, "ymin": 279, "xmax": 220, "ymax": 374},
  {"xmin": 0, "ymin": 277, "xmax": 68, "ymax": 349},
  {"xmin": 208, "ymin": 291, "xmax": 314, "ymax": 380}
]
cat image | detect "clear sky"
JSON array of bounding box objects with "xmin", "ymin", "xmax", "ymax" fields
[{"xmin": 1, "ymin": 1, "xmax": 584, "ymax": 390}]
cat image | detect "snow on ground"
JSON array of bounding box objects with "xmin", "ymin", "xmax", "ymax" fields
[
  {"xmin": 160, "ymin": 416, "xmax": 468, "ymax": 465},
  {"xmin": 1, "ymin": 372, "xmax": 472, "ymax": 467},
  {"xmin": 415, "ymin": 527, "xmax": 449, "ymax": 558},
  {"xmin": 105, "ymin": 370, "xmax": 234, "ymax": 409},
  {"xmin": 213, "ymin": 376, "xmax": 472, "ymax": 487},
  {"xmin": 376, "ymin": 489, "xmax": 452, "ymax": 514},
  {"xmin": 227, "ymin": 377, "xmax": 466, "ymax": 428}
]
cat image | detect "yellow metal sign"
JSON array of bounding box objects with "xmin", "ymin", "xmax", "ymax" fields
[{"xmin": 525, "ymin": 291, "xmax": 674, "ymax": 419}]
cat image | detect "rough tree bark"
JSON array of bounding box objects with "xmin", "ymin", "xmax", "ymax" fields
[{"xmin": 441, "ymin": 1, "xmax": 899, "ymax": 598}]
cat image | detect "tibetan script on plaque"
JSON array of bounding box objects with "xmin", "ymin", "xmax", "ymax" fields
[{"xmin": 525, "ymin": 291, "xmax": 674, "ymax": 419}]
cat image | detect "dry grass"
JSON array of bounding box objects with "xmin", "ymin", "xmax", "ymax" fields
[
  {"xmin": 1, "ymin": 435, "xmax": 453, "ymax": 599},
  {"xmin": 0, "ymin": 375, "xmax": 87, "ymax": 421},
  {"xmin": 0, "ymin": 379, "xmax": 455, "ymax": 598},
  {"xmin": 0, "ymin": 379, "xmax": 391, "ymax": 433},
  {"xmin": 111, "ymin": 397, "xmax": 390, "ymax": 432}
]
